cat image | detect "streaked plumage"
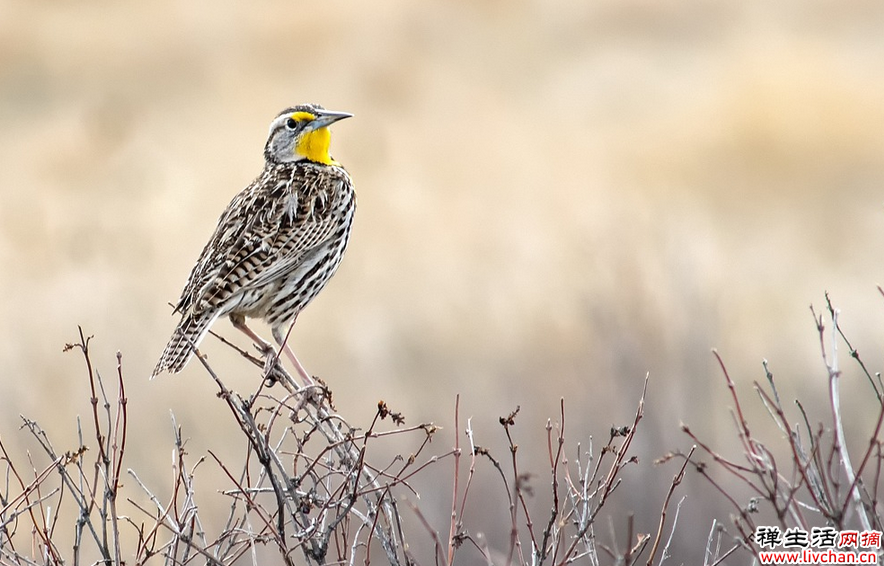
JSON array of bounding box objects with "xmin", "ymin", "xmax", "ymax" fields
[{"xmin": 153, "ymin": 104, "xmax": 355, "ymax": 378}]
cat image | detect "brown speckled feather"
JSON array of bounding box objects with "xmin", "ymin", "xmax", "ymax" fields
[{"xmin": 178, "ymin": 163, "xmax": 352, "ymax": 318}]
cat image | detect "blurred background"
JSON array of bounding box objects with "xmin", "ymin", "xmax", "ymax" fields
[{"xmin": 2, "ymin": 0, "xmax": 884, "ymax": 562}]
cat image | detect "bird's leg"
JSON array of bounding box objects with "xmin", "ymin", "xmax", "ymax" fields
[
  {"xmin": 229, "ymin": 313, "xmax": 274, "ymax": 352},
  {"xmin": 272, "ymin": 316, "xmax": 313, "ymax": 387},
  {"xmin": 229, "ymin": 313, "xmax": 284, "ymax": 382}
]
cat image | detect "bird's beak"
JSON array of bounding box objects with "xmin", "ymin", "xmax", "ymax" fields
[{"xmin": 306, "ymin": 110, "xmax": 353, "ymax": 131}]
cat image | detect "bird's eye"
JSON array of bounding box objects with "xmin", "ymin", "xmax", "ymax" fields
[{"xmin": 285, "ymin": 118, "xmax": 298, "ymax": 130}]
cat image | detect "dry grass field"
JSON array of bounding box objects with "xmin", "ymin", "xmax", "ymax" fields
[{"xmin": 2, "ymin": 0, "xmax": 884, "ymax": 563}]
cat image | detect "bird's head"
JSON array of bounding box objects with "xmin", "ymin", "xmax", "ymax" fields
[{"xmin": 264, "ymin": 104, "xmax": 352, "ymax": 165}]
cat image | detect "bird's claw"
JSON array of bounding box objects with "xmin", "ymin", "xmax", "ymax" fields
[{"xmin": 258, "ymin": 345, "xmax": 285, "ymax": 386}]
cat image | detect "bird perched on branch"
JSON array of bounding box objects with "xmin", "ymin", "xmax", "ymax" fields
[{"xmin": 152, "ymin": 104, "xmax": 355, "ymax": 383}]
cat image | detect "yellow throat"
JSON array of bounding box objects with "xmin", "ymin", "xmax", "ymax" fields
[{"xmin": 296, "ymin": 127, "xmax": 338, "ymax": 165}]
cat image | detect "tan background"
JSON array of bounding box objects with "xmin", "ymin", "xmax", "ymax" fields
[{"xmin": 2, "ymin": 0, "xmax": 884, "ymax": 561}]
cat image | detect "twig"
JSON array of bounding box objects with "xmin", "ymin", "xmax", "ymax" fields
[{"xmin": 646, "ymin": 446, "xmax": 693, "ymax": 566}]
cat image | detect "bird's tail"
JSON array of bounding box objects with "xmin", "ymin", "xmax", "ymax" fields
[{"xmin": 151, "ymin": 313, "xmax": 217, "ymax": 378}]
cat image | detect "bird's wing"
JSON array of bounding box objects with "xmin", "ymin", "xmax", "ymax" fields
[{"xmin": 174, "ymin": 166, "xmax": 346, "ymax": 317}]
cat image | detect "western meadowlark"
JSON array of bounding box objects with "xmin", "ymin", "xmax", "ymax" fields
[{"xmin": 152, "ymin": 104, "xmax": 355, "ymax": 382}]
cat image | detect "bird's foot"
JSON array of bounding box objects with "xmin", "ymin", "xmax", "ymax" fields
[{"xmin": 255, "ymin": 343, "xmax": 286, "ymax": 387}]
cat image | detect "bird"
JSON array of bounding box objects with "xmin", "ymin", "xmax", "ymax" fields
[{"xmin": 152, "ymin": 104, "xmax": 355, "ymax": 383}]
